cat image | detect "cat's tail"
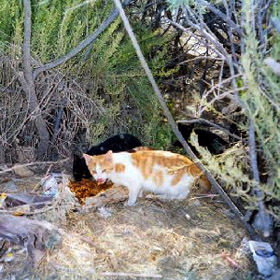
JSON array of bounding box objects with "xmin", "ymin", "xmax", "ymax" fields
[{"xmin": 197, "ymin": 174, "xmax": 211, "ymax": 193}]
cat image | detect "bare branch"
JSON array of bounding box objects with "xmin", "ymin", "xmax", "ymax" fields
[
  {"xmin": 23, "ymin": 0, "xmax": 33, "ymax": 84},
  {"xmin": 197, "ymin": 0, "xmax": 242, "ymax": 36},
  {"xmin": 249, "ymin": 120, "xmax": 271, "ymax": 237},
  {"xmin": 100, "ymin": 272, "xmax": 162, "ymax": 278},
  {"xmin": 0, "ymin": 158, "xmax": 69, "ymax": 175},
  {"xmin": 257, "ymin": 0, "xmax": 266, "ymax": 48},
  {"xmin": 23, "ymin": 0, "xmax": 50, "ymax": 158},
  {"xmin": 222, "ymin": 0, "xmax": 238, "ymax": 66},
  {"xmin": 177, "ymin": 118, "xmax": 242, "ymax": 141},
  {"xmin": 166, "ymin": 18, "xmax": 227, "ymax": 61}
]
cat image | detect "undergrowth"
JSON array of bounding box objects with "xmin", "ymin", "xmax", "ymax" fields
[
  {"xmin": 185, "ymin": 0, "xmax": 280, "ymax": 229},
  {"xmin": 0, "ymin": 0, "xmax": 175, "ymax": 161}
]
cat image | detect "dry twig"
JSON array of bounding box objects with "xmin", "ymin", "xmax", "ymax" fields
[
  {"xmin": 0, "ymin": 158, "xmax": 68, "ymax": 175},
  {"xmin": 100, "ymin": 272, "xmax": 163, "ymax": 278}
]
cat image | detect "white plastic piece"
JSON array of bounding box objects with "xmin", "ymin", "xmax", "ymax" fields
[
  {"xmin": 41, "ymin": 174, "xmax": 59, "ymax": 197},
  {"xmin": 248, "ymin": 240, "xmax": 277, "ymax": 276}
]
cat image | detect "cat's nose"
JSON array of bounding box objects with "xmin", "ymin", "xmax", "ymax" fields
[{"xmin": 97, "ymin": 178, "xmax": 104, "ymax": 183}]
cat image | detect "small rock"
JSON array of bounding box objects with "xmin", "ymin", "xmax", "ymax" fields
[
  {"xmin": 185, "ymin": 213, "xmax": 191, "ymax": 220},
  {"xmin": 13, "ymin": 165, "xmax": 34, "ymax": 177},
  {"xmin": 268, "ymin": 269, "xmax": 280, "ymax": 280},
  {"xmin": 97, "ymin": 207, "xmax": 112, "ymax": 219}
]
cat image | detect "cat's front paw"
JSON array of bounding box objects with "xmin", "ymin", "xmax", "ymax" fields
[{"xmin": 126, "ymin": 199, "xmax": 137, "ymax": 206}]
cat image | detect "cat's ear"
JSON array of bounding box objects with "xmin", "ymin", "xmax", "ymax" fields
[
  {"xmin": 105, "ymin": 150, "xmax": 113, "ymax": 161},
  {"xmin": 83, "ymin": 154, "xmax": 93, "ymax": 165}
]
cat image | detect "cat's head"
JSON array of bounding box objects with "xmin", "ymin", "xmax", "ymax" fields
[{"xmin": 83, "ymin": 150, "xmax": 113, "ymax": 183}]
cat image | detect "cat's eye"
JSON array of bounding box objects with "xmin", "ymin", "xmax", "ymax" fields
[
  {"xmin": 91, "ymin": 170, "xmax": 96, "ymax": 174},
  {"xmin": 101, "ymin": 169, "xmax": 107, "ymax": 173}
]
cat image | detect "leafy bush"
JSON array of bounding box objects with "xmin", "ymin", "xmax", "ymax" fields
[{"xmin": 0, "ymin": 0, "xmax": 175, "ymax": 158}]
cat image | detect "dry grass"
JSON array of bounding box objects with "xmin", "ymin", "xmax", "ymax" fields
[
  {"xmin": 0, "ymin": 174, "xmax": 256, "ymax": 280},
  {"xmin": 43, "ymin": 195, "xmax": 254, "ymax": 279}
]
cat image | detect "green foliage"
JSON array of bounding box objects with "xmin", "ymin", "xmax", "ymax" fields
[
  {"xmin": 0, "ymin": 0, "xmax": 175, "ymax": 149},
  {"xmin": 188, "ymin": 0, "xmax": 280, "ymax": 224},
  {"xmin": 73, "ymin": 19, "xmax": 174, "ymax": 147},
  {"xmin": 0, "ymin": 1, "xmax": 21, "ymax": 42},
  {"xmin": 31, "ymin": 0, "xmax": 113, "ymax": 61},
  {"xmin": 166, "ymin": 0, "xmax": 195, "ymax": 10},
  {"xmin": 240, "ymin": 0, "xmax": 280, "ymax": 215},
  {"xmin": 190, "ymin": 133, "xmax": 254, "ymax": 201}
]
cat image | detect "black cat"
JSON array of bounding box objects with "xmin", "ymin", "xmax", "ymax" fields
[
  {"xmin": 73, "ymin": 133, "xmax": 142, "ymax": 181},
  {"xmin": 174, "ymin": 123, "xmax": 228, "ymax": 155}
]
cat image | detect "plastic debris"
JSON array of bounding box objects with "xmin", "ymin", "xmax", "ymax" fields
[
  {"xmin": 4, "ymin": 193, "xmax": 52, "ymax": 211},
  {"xmin": 41, "ymin": 174, "xmax": 59, "ymax": 197},
  {"xmin": 248, "ymin": 240, "xmax": 277, "ymax": 276},
  {"xmin": 0, "ymin": 247, "xmax": 15, "ymax": 262},
  {"xmin": 0, "ymin": 193, "xmax": 7, "ymax": 208}
]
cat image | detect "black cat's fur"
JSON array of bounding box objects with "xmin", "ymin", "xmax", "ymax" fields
[
  {"xmin": 73, "ymin": 133, "xmax": 142, "ymax": 181},
  {"xmin": 174, "ymin": 123, "xmax": 228, "ymax": 155}
]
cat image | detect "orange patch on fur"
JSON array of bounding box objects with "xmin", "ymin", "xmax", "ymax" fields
[
  {"xmin": 152, "ymin": 170, "xmax": 164, "ymax": 187},
  {"xmin": 171, "ymin": 169, "xmax": 185, "ymax": 186},
  {"xmin": 131, "ymin": 150, "xmax": 211, "ymax": 191},
  {"xmin": 115, "ymin": 163, "xmax": 126, "ymax": 173}
]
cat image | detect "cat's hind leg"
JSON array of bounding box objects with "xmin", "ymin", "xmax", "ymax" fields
[
  {"xmin": 138, "ymin": 189, "xmax": 143, "ymax": 197},
  {"xmin": 127, "ymin": 184, "xmax": 142, "ymax": 206}
]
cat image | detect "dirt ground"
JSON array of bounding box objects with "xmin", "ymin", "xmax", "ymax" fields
[
  {"xmin": 0, "ymin": 173, "xmax": 258, "ymax": 280},
  {"xmin": 65, "ymin": 200, "xmax": 255, "ymax": 280}
]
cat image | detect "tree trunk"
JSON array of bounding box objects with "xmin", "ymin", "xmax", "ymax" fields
[{"xmin": 23, "ymin": 0, "xmax": 49, "ymax": 159}]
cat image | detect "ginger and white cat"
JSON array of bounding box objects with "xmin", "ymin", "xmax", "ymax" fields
[{"xmin": 83, "ymin": 150, "xmax": 210, "ymax": 206}]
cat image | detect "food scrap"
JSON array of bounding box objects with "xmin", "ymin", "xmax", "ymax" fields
[{"xmin": 69, "ymin": 179, "xmax": 113, "ymax": 204}]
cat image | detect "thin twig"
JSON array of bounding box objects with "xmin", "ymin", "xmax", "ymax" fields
[
  {"xmin": 0, "ymin": 205, "xmax": 55, "ymax": 215},
  {"xmin": 31, "ymin": 163, "xmax": 53, "ymax": 193},
  {"xmin": 197, "ymin": 0, "xmax": 242, "ymax": 36},
  {"xmin": 0, "ymin": 158, "xmax": 69, "ymax": 175},
  {"xmin": 100, "ymin": 272, "xmax": 163, "ymax": 278},
  {"xmin": 177, "ymin": 118, "xmax": 242, "ymax": 140},
  {"xmin": 178, "ymin": 56, "xmax": 224, "ymax": 65},
  {"xmin": 166, "ymin": 18, "xmax": 226, "ymax": 60}
]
